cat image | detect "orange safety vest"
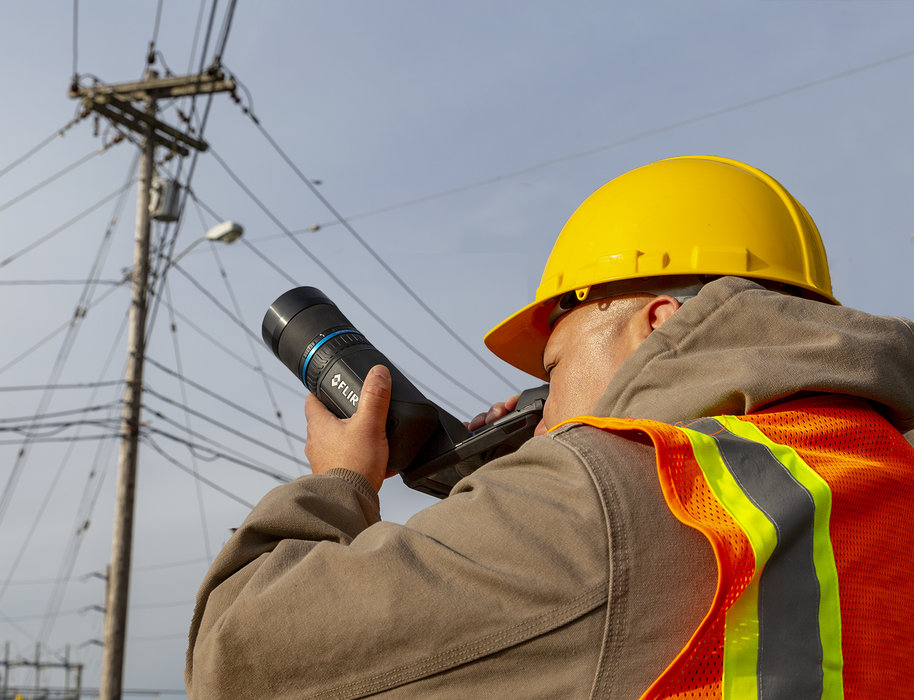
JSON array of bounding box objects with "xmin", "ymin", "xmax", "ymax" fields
[{"xmin": 558, "ymin": 395, "xmax": 914, "ymax": 699}]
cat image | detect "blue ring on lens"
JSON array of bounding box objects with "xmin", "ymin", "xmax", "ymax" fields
[{"xmin": 302, "ymin": 329, "xmax": 358, "ymax": 384}]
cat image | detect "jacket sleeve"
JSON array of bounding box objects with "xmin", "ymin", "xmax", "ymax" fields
[{"xmin": 185, "ymin": 436, "xmax": 609, "ymax": 699}]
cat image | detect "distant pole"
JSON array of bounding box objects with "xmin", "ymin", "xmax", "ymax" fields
[
  {"xmin": 33, "ymin": 643, "xmax": 40, "ymax": 699},
  {"xmin": 99, "ymin": 81, "xmax": 155, "ymax": 700}
]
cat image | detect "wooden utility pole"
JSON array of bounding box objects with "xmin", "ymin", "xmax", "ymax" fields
[{"xmin": 71, "ymin": 69, "xmax": 234, "ymax": 700}]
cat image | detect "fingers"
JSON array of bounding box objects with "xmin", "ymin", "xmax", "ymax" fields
[
  {"xmin": 466, "ymin": 393, "xmax": 522, "ymax": 431},
  {"xmin": 304, "ymin": 392, "xmax": 334, "ymax": 429},
  {"xmin": 303, "ymin": 366, "xmax": 392, "ymax": 493}
]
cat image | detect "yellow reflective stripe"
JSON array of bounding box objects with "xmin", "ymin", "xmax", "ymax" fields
[
  {"xmin": 679, "ymin": 426, "xmax": 772, "ymax": 700},
  {"xmin": 722, "ymin": 416, "xmax": 844, "ymax": 700}
]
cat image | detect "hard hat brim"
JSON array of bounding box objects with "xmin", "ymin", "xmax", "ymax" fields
[{"xmin": 484, "ymin": 296, "xmax": 553, "ymax": 381}]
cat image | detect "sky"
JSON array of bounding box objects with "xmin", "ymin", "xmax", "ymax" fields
[{"xmin": 0, "ymin": 1, "xmax": 912, "ymax": 696}]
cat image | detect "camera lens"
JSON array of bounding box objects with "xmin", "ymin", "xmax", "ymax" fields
[
  {"xmin": 262, "ymin": 286, "xmax": 442, "ymax": 471},
  {"xmin": 263, "ymin": 287, "xmax": 366, "ymax": 391}
]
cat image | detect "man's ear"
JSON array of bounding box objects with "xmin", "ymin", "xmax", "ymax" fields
[
  {"xmin": 648, "ymin": 294, "xmax": 681, "ymax": 330},
  {"xmin": 630, "ymin": 295, "xmax": 681, "ymax": 342}
]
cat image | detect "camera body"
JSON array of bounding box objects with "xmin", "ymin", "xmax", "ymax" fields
[{"xmin": 262, "ymin": 287, "xmax": 546, "ymax": 497}]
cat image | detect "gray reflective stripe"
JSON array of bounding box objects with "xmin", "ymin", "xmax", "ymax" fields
[{"xmin": 690, "ymin": 418, "xmax": 822, "ymax": 698}]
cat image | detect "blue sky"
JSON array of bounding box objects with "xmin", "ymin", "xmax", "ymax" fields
[{"xmin": 0, "ymin": 1, "xmax": 911, "ymax": 695}]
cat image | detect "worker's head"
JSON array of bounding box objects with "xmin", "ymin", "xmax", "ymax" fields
[{"xmin": 484, "ymin": 156, "xmax": 835, "ymax": 429}]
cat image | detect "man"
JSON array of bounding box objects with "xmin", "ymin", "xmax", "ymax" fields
[{"xmin": 186, "ymin": 156, "xmax": 914, "ymax": 698}]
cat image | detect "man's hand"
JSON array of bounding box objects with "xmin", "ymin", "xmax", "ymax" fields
[
  {"xmin": 466, "ymin": 394, "xmax": 520, "ymax": 431},
  {"xmin": 304, "ymin": 364, "xmax": 392, "ymax": 493}
]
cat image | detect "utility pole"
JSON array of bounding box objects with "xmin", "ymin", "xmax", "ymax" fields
[{"xmin": 70, "ymin": 68, "xmax": 234, "ymax": 700}]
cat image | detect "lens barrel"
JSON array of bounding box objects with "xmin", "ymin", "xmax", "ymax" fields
[{"xmin": 262, "ymin": 287, "xmax": 441, "ymax": 471}]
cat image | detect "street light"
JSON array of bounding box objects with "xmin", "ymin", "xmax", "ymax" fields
[{"xmin": 169, "ymin": 220, "xmax": 244, "ymax": 267}]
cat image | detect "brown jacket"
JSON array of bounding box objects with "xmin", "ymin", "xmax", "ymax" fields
[{"xmin": 186, "ymin": 277, "xmax": 914, "ymax": 698}]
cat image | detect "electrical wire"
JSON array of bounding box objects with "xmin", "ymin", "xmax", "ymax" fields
[
  {"xmin": 147, "ymin": 0, "xmax": 233, "ymax": 297},
  {"xmin": 169, "ymin": 261, "xmax": 263, "ymax": 343},
  {"xmin": 186, "ymin": 190, "xmax": 470, "ymax": 416},
  {"xmin": 0, "ymin": 179, "xmax": 136, "ymax": 270},
  {"xmin": 247, "ymin": 111, "xmax": 517, "ymax": 392},
  {"xmin": 163, "ymin": 278, "xmax": 213, "ymax": 560},
  {"xmin": 245, "ymin": 49, "xmax": 914, "ymax": 242},
  {"xmin": 0, "ymin": 389, "xmax": 118, "ymax": 605},
  {"xmin": 72, "ymin": 0, "xmax": 79, "ymax": 78},
  {"xmin": 141, "ymin": 391, "xmax": 306, "ymax": 469},
  {"xmin": 145, "ymin": 357, "xmax": 303, "ymax": 440},
  {"xmin": 212, "ymin": 0, "xmax": 237, "ymax": 66},
  {"xmin": 0, "ymin": 402, "xmax": 122, "ymax": 424},
  {"xmin": 144, "ymin": 435, "xmax": 255, "ymax": 509},
  {"xmin": 0, "ymin": 381, "xmax": 124, "ymax": 392},
  {"xmin": 0, "ymin": 116, "xmax": 84, "ymax": 180},
  {"xmin": 187, "ymin": 0, "xmax": 209, "ymax": 74},
  {"xmin": 207, "ymin": 146, "xmax": 491, "ymax": 406},
  {"xmin": 33, "ymin": 314, "xmax": 129, "ymax": 645},
  {"xmin": 144, "ymin": 424, "xmax": 293, "ymax": 483},
  {"xmin": 206, "ymin": 232, "xmax": 302, "ymax": 471},
  {"xmin": 7, "ymin": 599, "xmax": 190, "ymax": 623},
  {"xmin": 0, "ymin": 145, "xmax": 113, "ymax": 216},
  {"xmin": 149, "ymin": 0, "xmax": 164, "ymax": 60},
  {"xmin": 0, "ymin": 278, "xmax": 126, "ymax": 528},
  {"xmin": 0, "ymin": 279, "xmax": 125, "ymax": 287},
  {"xmin": 146, "ymin": 292, "xmax": 304, "ymax": 403},
  {"xmin": 0, "ymin": 153, "xmax": 136, "ymax": 635},
  {"xmin": 0, "ymin": 433, "xmax": 119, "ymax": 446}
]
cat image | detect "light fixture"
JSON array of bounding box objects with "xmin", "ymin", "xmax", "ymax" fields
[{"xmin": 205, "ymin": 220, "xmax": 244, "ymax": 243}]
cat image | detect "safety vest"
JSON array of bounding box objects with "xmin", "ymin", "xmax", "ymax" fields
[{"xmin": 559, "ymin": 395, "xmax": 914, "ymax": 699}]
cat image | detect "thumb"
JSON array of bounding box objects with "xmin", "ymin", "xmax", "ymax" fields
[{"xmin": 354, "ymin": 365, "xmax": 392, "ymax": 430}]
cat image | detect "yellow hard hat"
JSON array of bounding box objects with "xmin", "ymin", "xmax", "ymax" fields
[{"xmin": 484, "ymin": 155, "xmax": 836, "ymax": 380}]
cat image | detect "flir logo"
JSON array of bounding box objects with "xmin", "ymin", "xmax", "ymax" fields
[{"xmin": 330, "ymin": 373, "xmax": 359, "ymax": 407}]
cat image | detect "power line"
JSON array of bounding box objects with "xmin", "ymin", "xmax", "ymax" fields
[
  {"xmin": 0, "ymin": 144, "xmax": 113, "ymax": 216},
  {"xmin": 249, "ymin": 49, "xmax": 914, "ymax": 241},
  {"xmin": 0, "ymin": 433, "xmax": 119, "ymax": 446},
  {"xmin": 187, "ymin": 0, "xmax": 209, "ymax": 74},
  {"xmin": 188, "ymin": 190, "xmax": 470, "ymax": 415},
  {"xmin": 72, "ymin": 0, "xmax": 79, "ymax": 78},
  {"xmin": 142, "ymin": 435, "xmax": 256, "ymax": 509},
  {"xmin": 142, "ymin": 389, "xmax": 307, "ymax": 468},
  {"xmin": 144, "ymin": 0, "xmax": 238, "ymax": 344},
  {"xmin": 145, "ymin": 426, "xmax": 293, "ymax": 484},
  {"xmin": 0, "ymin": 402, "xmax": 122, "ymax": 424},
  {"xmin": 0, "ymin": 153, "xmax": 136, "ymax": 570},
  {"xmin": 6, "ymin": 599, "xmax": 191, "ymax": 623},
  {"xmin": 0, "ymin": 381, "xmax": 124, "ymax": 392},
  {"xmin": 0, "ymin": 285, "xmax": 124, "ymax": 526},
  {"xmin": 145, "ymin": 357, "xmax": 302, "ymax": 439},
  {"xmin": 0, "ymin": 272, "xmax": 127, "ymax": 376},
  {"xmin": 4, "ymin": 557, "xmax": 207, "ymax": 586},
  {"xmin": 213, "ymin": 0, "xmax": 238, "ymax": 66},
  {"xmin": 163, "ymin": 278, "xmax": 213, "ymax": 561},
  {"xmin": 145, "ymin": 294, "xmax": 303, "ymax": 403},
  {"xmin": 170, "ymin": 261, "xmax": 262, "ymax": 342},
  {"xmin": 206, "ymin": 236, "xmax": 302, "ymax": 470},
  {"xmin": 31, "ymin": 316, "xmax": 129, "ymax": 645},
  {"xmin": 245, "ymin": 109, "xmax": 517, "ymax": 392},
  {"xmin": 0, "ymin": 115, "xmax": 84, "ymax": 180},
  {"xmin": 207, "ymin": 146, "xmax": 491, "ymax": 406},
  {"xmin": 0, "ymin": 179, "xmax": 136, "ymax": 270},
  {"xmin": 148, "ymin": 0, "xmax": 164, "ymax": 58},
  {"xmin": 0, "ymin": 278, "xmax": 126, "ymax": 287}
]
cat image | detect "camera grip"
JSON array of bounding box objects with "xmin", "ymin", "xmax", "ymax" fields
[{"xmin": 315, "ymin": 345, "xmax": 440, "ymax": 471}]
